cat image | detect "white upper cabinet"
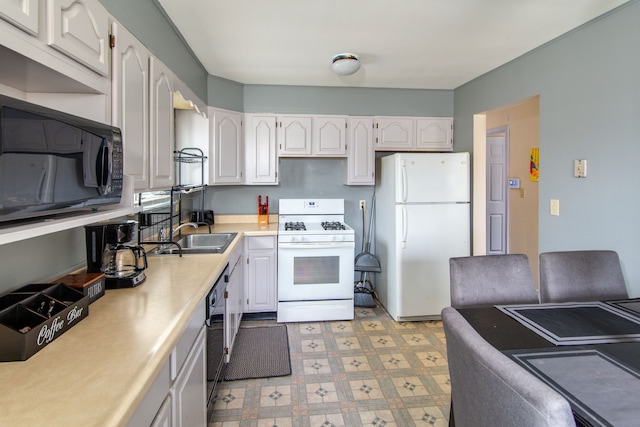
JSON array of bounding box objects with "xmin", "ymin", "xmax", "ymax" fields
[
  {"xmin": 0, "ymin": 0, "xmax": 39, "ymax": 35},
  {"xmin": 245, "ymin": 113, "xmax": 278, "ymax": 185},
  {"xmin": 313, "ymin": 115, "xmax": 347, "ymax": 156},
  {"xmin": 277, "ymin": 115, "xmax": 347, "ymax": 157},
  {"xmin": 149, "ymin": 56, "xmax": 174, "ymax": 190},
  {"xmin": 344, "ymin": 117, "xmax": 375, "ymax": 185},
  {"xmin": 112, "ymin": 22, "xmax": 149, "ymax": 192},
  {"xmin": 375, "ymin": 116, "xmax": 453, "ymax": 151},
  {"xmin": 416, "ymin": 117, "xmax": 453, "ymax": 151},
  {"xmin": 210, "ymin": 108, "xmax": 243, "ymax": 185},
  {"xmin": 277, "ymin": 115, "xmax": 312, "ymax": 156},
  {"xmin": 375, "ymin": 117, "xmax": 414, "ymax": 150},
  {"xmin": 46, "ymin": 0, "xmax": 110, "ymax": 76}
]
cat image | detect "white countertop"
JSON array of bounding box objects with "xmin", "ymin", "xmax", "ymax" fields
[{"xmin": 0, "ymin": 221, "xmax": 277, "ymax": 427}]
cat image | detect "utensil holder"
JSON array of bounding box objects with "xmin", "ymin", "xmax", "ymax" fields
[{"xmin": 258, "ymin": 195, "xmax": 269, "ymax": 225}]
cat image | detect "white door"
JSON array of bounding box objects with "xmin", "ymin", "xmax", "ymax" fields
[
  {"xmin": 396, "ymin": 203, "xmax": 470, "ymax": 318},
  {"xmin": 277, "ymin": 243, "xmax": 354, "ymax": 300},
  {"xmin": 486, "ymin": 132, "xmax": 508, "ymax": 254},
  {"xmin": 395, "ymin": 153, "xmax": 470, "ymax": 203},
  {"xmin": 0, "ymin": 0, "xmax": 39, "ymax": 35},
  {"xmin": 47, "ymin": 0, "xmax": 110, "ymax": 76},
  {"xmin": 345, "ymin": 117, "xmax": 375, "ymax": 185},
  {"xmin": 245, "ymin": 114, "xmax": 278, "ymax": 184},
  {"xmin": 277, "ymin": 115, "xmax": 312, "ymax": 156},
  {"xmin": 313, "ymin": 115, "xmax": 346, "ymax": 156},
  {"xmin": 112, "ymin": 23, "xmax": 149, "ymax": 191},
  {"xmin": 416, "ymin": 118, "xmax": 453, "ymax": 151},
  {"xmin": 211, "ymin": 109, "xmax": 243, "ymax": 184},
  {"xmin": 149, "ymin": 56, "xmax": 174, "ymax": 189},
  {"xmin": 375, "ymin": 117, "xmax": 414, "ymax": 150}
]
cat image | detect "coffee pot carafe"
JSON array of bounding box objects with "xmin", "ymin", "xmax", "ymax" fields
[
  {"xmin": 102, "ymin": 243, "xmax": 147, "ymax": 281},
  {"xmin": 85, "ymin": 221, "xmax": 147, "ymax": 289}
]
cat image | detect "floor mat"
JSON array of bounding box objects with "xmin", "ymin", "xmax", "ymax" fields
[{"xmin": 222, "ymin": 325, "xmax": 291, "ymax": 381}]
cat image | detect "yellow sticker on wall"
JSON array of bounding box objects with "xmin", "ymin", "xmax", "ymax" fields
[{"xmin": 530, "ymin": 148, "xmax": 539, "ymax": 182}]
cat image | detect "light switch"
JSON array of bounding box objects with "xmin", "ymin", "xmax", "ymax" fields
[
  {"xmin": 574, "ymin": 159, "xmax": 587, "ymax": 178},
  {"xmin": 550, "ymin": 199, "xmax": 560, "ymax": 216}
]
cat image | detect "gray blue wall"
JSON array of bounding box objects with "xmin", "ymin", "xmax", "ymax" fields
[{"xmin": 454, "ymin": 1, "xmax": 640, "ymax": 295}]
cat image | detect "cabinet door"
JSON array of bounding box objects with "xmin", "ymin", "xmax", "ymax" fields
[
  {"xmin": 149, "ymin": 395, "xmax": 172, "ymax": 427},
  {"xmin": 277, "ymin": 115, "xmax": 312, "ymax": 156},
  {"xmin": 225, "ymin": 249, "xmax": 243, "ymax": 363},
  {"xmin": 211, "ymin": 108, "xmax": 243, "ymax": 184},
  {"xmin": 171, "ymin": 326, "xmax": 206, "ymax": 427},
  {"xmin": 245, "ymin": 236, "xmax": 277, "ymax": 312},
  {"xmin": 345, "ymin": 117, "xmax": 375, "ymax": 185},
  {"xmin": 375, "ymin": 117, "xmax": 414, "ymax": 150},
  {"xmin": 416, "ymin": 117, "xmax": 453, "ymax": 151},
  {"xmin": 149, "ymin": 56, "xmax": 174, "ymax": 190},
  {"xmin": 112, "ymin": 23, "xmax": 149, "ymax": 191},
  {"xmin": 0, "ymin": 0, "xmax": 39, "ymax": 35},
  {"xmin": 245, "ymin": 114, "xmax": 278, "ymax": 185},
  {"xmin": 313, "ymin": 115, "xmax": 347, "ymax": 156},
  {"xmin": 46, "ymin": 0, "xmax": 110, "ymax": 76}
]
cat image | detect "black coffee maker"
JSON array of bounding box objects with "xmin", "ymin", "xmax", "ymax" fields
[{"xmin": 85, "ymin": 221, "xmax": 147, "ymax": 289}]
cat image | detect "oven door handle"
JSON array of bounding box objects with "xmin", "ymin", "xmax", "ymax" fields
[{"xmin": 278, "ymin": 242, "xmax": 354, "ymax": 250}]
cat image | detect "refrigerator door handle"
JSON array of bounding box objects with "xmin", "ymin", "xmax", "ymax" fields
[
  {"xmin": 401, "ymin": 160, "xmax": 408, "ymax": 202},
  {"xmin": 401, "ymin": 205, "xmax": 408, "ymax": 248}
]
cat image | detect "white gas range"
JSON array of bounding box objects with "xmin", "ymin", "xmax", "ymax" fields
[{"xmin": 277, "ymin": 199, "xmax": 355, "ymax": 323}]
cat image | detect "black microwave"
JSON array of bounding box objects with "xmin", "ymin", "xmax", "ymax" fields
[{"xmin": 0, "ymin": 95, "xmax": 123, "ymax": 223}]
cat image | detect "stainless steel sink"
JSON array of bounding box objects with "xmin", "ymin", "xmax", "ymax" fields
[{"xmin": 153, "ymin": 233, "xmax": 237, "ymax": 255}]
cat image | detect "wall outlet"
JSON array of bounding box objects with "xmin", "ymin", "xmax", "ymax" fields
[{"xmin": 360, "ymin": 200, "xmax": 366, "ymax": 210}]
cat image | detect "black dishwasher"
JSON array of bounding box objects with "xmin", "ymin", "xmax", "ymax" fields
[{"xmin": 206, "ymin": 263, "xmax": 228, "ymax": 405}]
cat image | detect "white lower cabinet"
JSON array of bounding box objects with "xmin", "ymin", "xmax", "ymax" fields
[
  {"xmin": 150, "ymin": 395, "xmax": 172, "ymax": 427},
  {"xmin": 128, "ymin": 303, "xmax": 206, "ymax": 427},
  {"xmin": 170, "ymin": 326, "xmax": 206, "ymax": 427},
  {"xmin": 244, "ymin": 236, "xmax": 277, "ymax": 313}
]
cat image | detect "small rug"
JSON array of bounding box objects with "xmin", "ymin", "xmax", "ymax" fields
[{"xmin": 223, "ymin": 325, "xmax": 291, "ymax": 381}]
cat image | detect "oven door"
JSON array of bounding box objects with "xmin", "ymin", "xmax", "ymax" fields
[{"xmin": 278, "ymin": 241, "xmax": 354, "ymax": 301}]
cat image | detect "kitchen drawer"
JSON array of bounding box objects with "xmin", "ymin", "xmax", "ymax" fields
[
  {"xmin": 247, "ymin": 235, "xmax": 276, "ymax": 250},
  {"xmin": 170, "ymin": 302, "xmax": 205, "ymax": 380}
]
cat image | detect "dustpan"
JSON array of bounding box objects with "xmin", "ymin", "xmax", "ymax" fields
[
  {"xmin": 354, "ymin": 195, "xmax": 381, "ymax": 273},
  {"xmin": 354, "ymin": 195, "xmax": 380, "ymax": 308}
]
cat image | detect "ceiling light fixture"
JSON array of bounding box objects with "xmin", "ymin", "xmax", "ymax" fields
[{"xmin": 331, "ymin": 53, "xmax": 360, "ymax": 76}]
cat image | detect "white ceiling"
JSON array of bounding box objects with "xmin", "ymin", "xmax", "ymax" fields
[{"xmin": 157, "ymin": 0, "xmax": 628, "ymax": 90}]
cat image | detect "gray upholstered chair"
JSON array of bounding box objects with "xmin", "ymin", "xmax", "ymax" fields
[
  {"xmin": 539, "ymin": 250, "xmax": 628, "ymax": 303},
  {"xmin": 442, "ymin": 306, "xmax": 577, "ymax": 427},
  {"xmin": 449, "ymin": 254, "xmax": 539, "ymax": 308}
]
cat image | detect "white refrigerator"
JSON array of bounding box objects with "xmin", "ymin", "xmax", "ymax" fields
[{"xmin": 375, "ymin": 152, "xmax": 470, "ymax": 320}]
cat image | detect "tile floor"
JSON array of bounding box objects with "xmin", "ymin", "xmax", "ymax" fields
[{"xmin": 207, "ymin": 304, "xmax": 451, "ymax": 427}]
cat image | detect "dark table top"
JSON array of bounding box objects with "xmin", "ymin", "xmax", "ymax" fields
[{"xmin": 457, "ymin": 304, "xmax": 640, "ymax": 427}]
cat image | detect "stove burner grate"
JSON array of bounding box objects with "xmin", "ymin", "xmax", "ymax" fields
[
  {"xmin": 321, "ymin": 221, "xmax": 346, "ymax": 231},
  {"xmin": 285, "ymin": 221, "xmax": 306, "ymax": 231}
]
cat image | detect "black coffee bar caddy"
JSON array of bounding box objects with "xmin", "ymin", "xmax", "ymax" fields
[{"xmin": 0, "ymin": 283, "xmax": 89, "ymax": 361}]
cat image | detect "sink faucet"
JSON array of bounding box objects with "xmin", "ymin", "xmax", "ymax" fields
[{"xmin": 172, "ymin": 222, "xmax": 198, "ymax": 236}]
